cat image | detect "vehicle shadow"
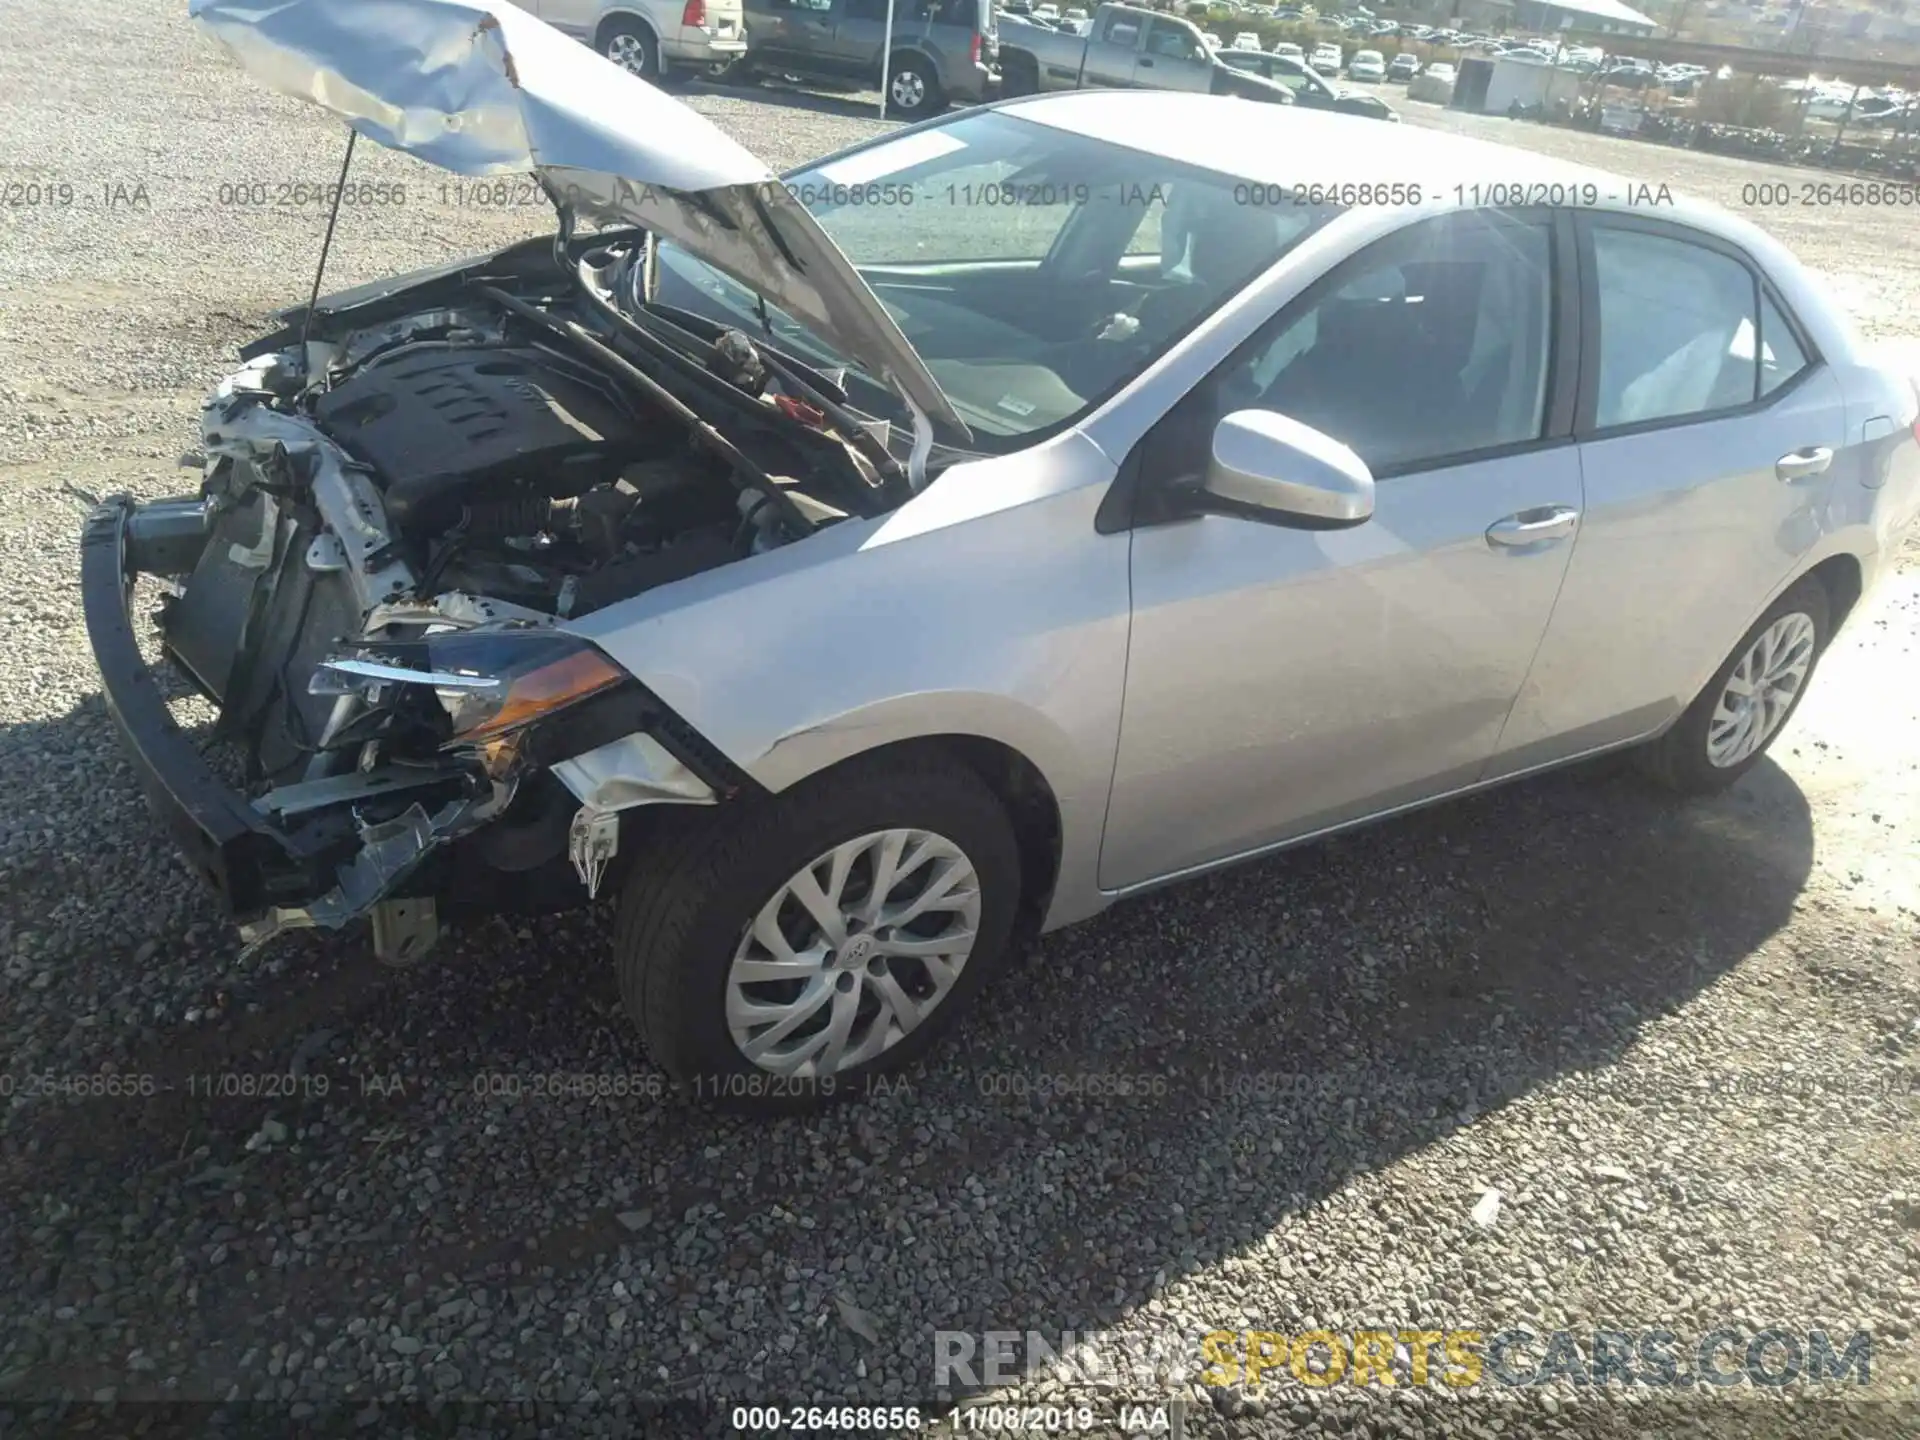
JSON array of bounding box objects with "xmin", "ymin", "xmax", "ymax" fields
[
  {"xmin": 0, "ymin": 690, "xmax": 1820, "ymax": 1411},
  {"xmin": 685, "ymin": 74, "xmax": 892, "ymax": 122}
]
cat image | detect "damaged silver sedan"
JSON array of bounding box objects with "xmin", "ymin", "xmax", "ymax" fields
[{"xmin": 85, "ymin": 0, "xmax": 1920, "ymax": 1110}]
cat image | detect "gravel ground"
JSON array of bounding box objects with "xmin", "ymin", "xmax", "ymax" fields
[{"xmin": 2, "ymin": 4, "xmax": 1918, "ymax": 1437}]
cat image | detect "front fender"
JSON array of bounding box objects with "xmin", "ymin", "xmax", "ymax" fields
[{"xmin": 565, "ymin": 430, "xmax": 1133, "ymax": 930}]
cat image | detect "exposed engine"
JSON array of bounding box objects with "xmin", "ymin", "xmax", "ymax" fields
[
  {"xmin": 163, "ymin": 238, "xmax": 902, "ymax": 789},
  {"xmin": 310, "ymin": 342, "xmax": 753, "ymax": 617}
]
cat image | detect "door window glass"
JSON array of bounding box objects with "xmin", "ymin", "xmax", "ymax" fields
[
  {"xmin": 1757, "ymin": 291, "xmax": 1810, "ymax": 397},
  {"xmin": 1184, "ymin": 215, "xmax": 1553, "ymax": 474},
  {"xmin": 1146, "ymin": 21, "xmax": 1201, "ymax": 59},
  {"xmin": 1592, "ymin": 227, "xmax": 1758, "ymax": 428}
]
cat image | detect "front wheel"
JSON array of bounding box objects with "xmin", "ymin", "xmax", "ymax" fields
[
  {"xmin": 885, "ymin": 54, "xmax": 943, "ymax": 119},
  {"xmin": 614, "ymin": 752, "xmax": 1022, "ymax": 1112},
  {"xmin": 1635, "ymin": 577, "xmax": 1830, "ymax": 793}
]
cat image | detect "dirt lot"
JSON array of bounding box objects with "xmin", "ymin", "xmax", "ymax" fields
[{"xmin": 2, "ymin": 5, "xmax": 1917, "ymax": 1437}]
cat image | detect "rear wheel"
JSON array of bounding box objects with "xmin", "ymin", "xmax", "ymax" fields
[
  {"xmin": 885, "ymin": 54, "xmax": 943, "ymax": 119},
  {"xmin": 600, "ymin": 19, "xmax": 663, "ymax": 84},
  {"xmin": 1000, "ymin": 51, "xmax": 1039, "ymax": 99},
  {"xmin": 614, "ymin": 752, "xmax": 1022, "ymax": 1113},
  {"xmin": 1635, "ymin": 577, "xmax": 1829, "ymax": 793}
]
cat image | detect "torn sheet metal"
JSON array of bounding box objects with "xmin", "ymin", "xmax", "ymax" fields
[
  {"xmin": 554, "ymin": 731, "xmax": 717, "ymax": 899},
  {"xmin": 188, "ymin": 0, "xmax": 964, "ymax": 434}
]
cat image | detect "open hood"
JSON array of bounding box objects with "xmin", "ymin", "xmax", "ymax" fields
[{"xmin": 188, "ymin": 0, "xmax": 965, "ymax": 434}]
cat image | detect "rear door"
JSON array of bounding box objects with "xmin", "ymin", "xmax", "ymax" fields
[
  {"xmin": 829, "ymin": 0, "xmax": 891, "ymax": 77},
  {"xmin": 1490, "ymin": 213, "xmax": 1849, "ymax": 774},
  {"xmin": 532, "ymin": 0, "xmax": 598, "ymax": 39},
  {"xmin": 745, "ymin": 0, "xmax": 840, "ymax": 72}
]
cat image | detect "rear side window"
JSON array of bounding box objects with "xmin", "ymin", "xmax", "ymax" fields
[
  {"xmin": 1591, "ymin": 227, "xmax": 1761, "ymax": 428},
  {"xmin": 1757, "ymin": 290, "xmax": 1810, "ymax": 397}
]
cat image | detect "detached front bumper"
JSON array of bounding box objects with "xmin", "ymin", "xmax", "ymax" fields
[
  {"xmin": 82, "ymin": 492, "xmax": 760, "ymax": 949},
  {"xmin": 79, "ymin": 495, "xmax": 357, "ymax": 919}
]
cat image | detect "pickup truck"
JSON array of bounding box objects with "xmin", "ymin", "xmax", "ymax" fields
[{"xmin": 998, "ymin": 3, "xmax": 1298, "ymax": 105}]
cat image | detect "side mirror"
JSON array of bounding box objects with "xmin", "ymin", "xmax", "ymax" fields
[{"xmin": 1200, "ymin": 410, "xmax": 1375, "ymax": 529}]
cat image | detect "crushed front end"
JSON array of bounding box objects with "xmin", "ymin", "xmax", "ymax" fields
[{"xmin": 74, "ymin": 237, "xmax": 877, "ymax": 961}]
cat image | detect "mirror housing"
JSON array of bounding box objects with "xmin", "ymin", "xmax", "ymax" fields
[{"xmin": 1200, "ymin": 410, "xmax": 1375, "ymax": 529}]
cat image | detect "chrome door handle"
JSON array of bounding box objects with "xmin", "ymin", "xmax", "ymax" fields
[
  {"xmin": 1775, "ymin": 447, "xmax": 1833, "ymax": 482},
  {"xmin": 1485, "ymin": 505, "xmax": 1579, "ymax": 549}
]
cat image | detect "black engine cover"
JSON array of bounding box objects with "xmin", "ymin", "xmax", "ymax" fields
[{"xmin": 314, "ymin": 348, "xmax": 639, "ymax": 532}]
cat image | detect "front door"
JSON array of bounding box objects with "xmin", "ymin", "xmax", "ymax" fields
[
  {"xmin": 1136, "ymin": 17, "xmax": 1213, "ymax": 92},
  {"xmin": 1101, "ymin": 211, "xmax": 1583, "ymax": 890}
]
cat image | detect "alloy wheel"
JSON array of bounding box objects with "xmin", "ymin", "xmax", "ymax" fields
[
  {"xmin": 725, "ymin": 829, "xmax": 981, "ymax": 1076},
  {"xmin": 606, "ymin": 33, "xmax": 651, "ymax": 77},
  {"xmin": 1706, "ymin": 611, "xmax": 1816, "ymax": 768},
  {"xmin": 890, "ymin": 70, "xmax": 926, "ymax": 110}
]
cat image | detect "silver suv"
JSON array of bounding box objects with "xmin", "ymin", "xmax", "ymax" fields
[{"xmin": 532, "ymin": 0, "xmax": 747, "ymax": 81}]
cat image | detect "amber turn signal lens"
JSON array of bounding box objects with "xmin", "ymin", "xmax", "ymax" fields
[{"xmin": 456, "ymin": 646, "xmax": 625, "ymax": 742}]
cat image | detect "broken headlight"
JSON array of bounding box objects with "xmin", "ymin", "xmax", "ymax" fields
[{"xmin": 313, "ymin": 630, "xmax": 628, "ymax": 772}]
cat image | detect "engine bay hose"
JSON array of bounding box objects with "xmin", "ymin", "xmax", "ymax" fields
[{"xmin": 474, "ymin": 285, "xmax": 814, "ymax": 540}]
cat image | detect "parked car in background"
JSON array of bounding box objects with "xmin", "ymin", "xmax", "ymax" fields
[
  {"xmin": 1348, "ymin": 48, "xmax": 1385, "ymax": 81},
  {"xmin": 168, "ymin": 0, "xmax": 1920, "ymax": 1111},
  {"xmin": 738, "ymin": 0, "xmax": 998, "ymax": 119},
  {"xmin": 1598, "ymin": 60, "xmax": 1658, "ymax": 88},
  {"xmin": 1000, "ymin": 4, "xmax": 1300, "ymax": 103},
  {"xmin": 1388, "ymin": 52, "xmax": 1418, "ymax": 81},
  {"xmin": 1033, "ymin": 2, "xmax": 1059, "ymax": 20},
  {"xmin": 1218, "ymin": 45, "xmax": 1397, "ymax": 119},
  {"xmin": 1272, "ymin": 40, "xmax": 1304, "ymax": 62},
  {"xmin": 1232, "ymin": 31, "xmax": 1263, "ymax": 50},
  {"xmin": 530, "ymin": 0, "xmax": 747, "ymax": 82},
  {"xmin": 1407, "ymin": 58, "xmax": 1454, "ymax": 101},
  {"xmin": 1309, "ymin": 41, "xmax": 1341, "ymax": 73},
  {"xmin": 1203, "ymin": 30, "xmax": 1224, "ymax": 47}
]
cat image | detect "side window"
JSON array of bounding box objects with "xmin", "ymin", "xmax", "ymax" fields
[
  {"xmin": 1102, "ymin": 18, "xmax": 1140, "ymax": 46},
  {"xmin": 1165, "ymin": 214, "xmax": 1554, "ymax": 476},
  {"xmin": 1146, "ymin": 21, "xmax": 1200, "ymax": 59},
  {"xmin": 1591, "ymin": 227, "xmax": 1758, "ymax": 429}
]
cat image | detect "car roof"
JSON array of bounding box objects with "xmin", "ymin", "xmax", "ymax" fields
[
  {"xmin": 999, "ymin": 90, "xmax": 1770, "ymax": 239},
  {"xmin": 1005, "ymin": 90, "xmax": 1598, "ymax": 188},
  {"xmin": 991, "ymin": 91, "xmax": 1853, "ymax": 351}
]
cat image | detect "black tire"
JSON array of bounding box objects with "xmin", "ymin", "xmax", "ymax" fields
[
  {"xmin": 1635, "ymin": 576, "xmax": 1830, "ymax": 794},
  {"xmin": 599, "ymin": 19, "xmax": 663, "ymax": 84},
  {"xmin": 1000, "ymin": 51, "xmax": 1040, "ymax": 99},
  {"xmin": 885, "ymin": 53, "xmax": 943, "ymax": 119},
  {"xmin": 613, "ymin": 750, "xmax": 1022, "ymax": 1114}
]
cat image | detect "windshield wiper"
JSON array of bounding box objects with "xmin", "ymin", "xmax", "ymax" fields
[{"xmin": 632, "ymin": 298, "xmax": 851, "ymax": 408}]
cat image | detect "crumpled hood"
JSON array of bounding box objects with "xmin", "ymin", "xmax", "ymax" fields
[{"xmin": 188, "ymin": 0, "xmax": 964, "ymax": 433}]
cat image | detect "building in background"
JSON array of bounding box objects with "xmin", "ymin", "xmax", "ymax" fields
[{"xmin": 1509, "ymin": 0, "xmax": 1660, "ymax": 34}]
